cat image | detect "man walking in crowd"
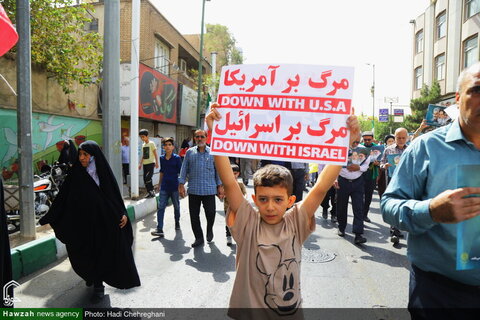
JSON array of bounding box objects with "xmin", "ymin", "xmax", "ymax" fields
[
  {"xmin": 138, "ymin": 129, "xmax": 159, "ymax": 198},
  {"xmin": 361, "ymin": 131, "xmax": 377, "ymax": 223},
  {"xmin": 319, "ymin": 164, "xmax": 337, "ymax": 222},
  {"xmin": 382, "ymin": 63, "xmax": 480, "ymax": 318},
  {"xmin": 336, "ymin": 136, "xmax": 369, "ymax": 244},
  {"xmin": 151, "ymin": 137, "xmax": 182, "ymax": 237},
  {"xmin": 379, "ymin": 127, "xmax": 408, "ymax": 244},
  {"xmin": 179, "ymin": 129, "xmax": 224, "ymax": 247},
  {"xmin": 121, "ymin": 137, "xmax": 130, "ymax": 185}
]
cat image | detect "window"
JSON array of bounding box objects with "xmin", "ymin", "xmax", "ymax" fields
[
  {"xmin": 464, "ymin": 35, "xmax": 478, "ymax": 68},
  {"xmin": 436, "ymin": 11, "xmax": 446, "ymax": 40},
  {"xmin": 435, "ymin": 54, "xmax": 445, "ymax": 81},
  {"xmin": 415, "ymin": 30, "xmax": 424, "ymax": 54},
  {"xmin": 154, "ymin": 40, "xmax": 170, "ymax": 75},
  {"xmin": 466, "ymin": 0, "xmax": 480, "ymax": 19},
  {"xmin": 415, "ymin": 66, "xmax": 423, "ymax": 90}
]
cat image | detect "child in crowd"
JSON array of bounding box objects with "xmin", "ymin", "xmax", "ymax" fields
[
  {"xmin": 151, "ymin": 137, "xmax": 182, "ymax": 237},
  {"xmin": 138, "ymin": 129, "xmax": 159, "ymax": 198},
  {"xmin": 205, "ymin": 104, "xmax": 359, "ymax": 317},
  {"xmin": 223, "ymin": 164, "xmax": 246, "ymax": 246}
]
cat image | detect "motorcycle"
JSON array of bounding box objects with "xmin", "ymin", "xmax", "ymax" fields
[{"xmin": 6, "ymin": 162, "xmax": 68, "ymax": 233}]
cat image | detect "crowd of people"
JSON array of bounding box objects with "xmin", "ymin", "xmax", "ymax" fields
[{"xmin": 5, "ymin": 63, "xmax": 478, "ymax": 317}]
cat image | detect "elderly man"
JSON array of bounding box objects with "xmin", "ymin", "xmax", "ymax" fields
[
  {"xmin": 381, "ymin": 63, "xmax": 480, "ymax": 317},
  {"xmin": 179, "ymin": 129, "xmax": 224, "ymax": 247},
  {"xmin": 379, "ymin": 127, "xmax": 408, "ymax": 244}
]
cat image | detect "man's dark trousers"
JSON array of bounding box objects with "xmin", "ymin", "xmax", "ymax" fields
[
  {"xmin": 408, "ymin": 264, "xmax": 480, "ymax": 320},
  {"xmin": 321, "ymin": 186, "xmax": 336, "ymax": 214},
  {"xmin": 362, "ymin": 169, "xmax": 375, "ymax": 219},
  {"xmin": 143, "ymin": 163, "xmax": 155, "ymax": 193},
  {"xmin": 291, "ymin": 168, "xmax": 306, "ymax": 202},
  {"xmin": 188, "ymin": 194, "xmax": 216, "ymax": 241},
  {"xmin": 336, "ymin": 176, "xmax": 364, "ymax": 234}
]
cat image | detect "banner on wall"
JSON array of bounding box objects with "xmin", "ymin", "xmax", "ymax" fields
[
  {"xmin": 139, "ymin": 63, "xmax": 177, "ymax": 123},
  {"xmin": 179, "ymin": 84, "xmax": 198, "ymax": 127}
]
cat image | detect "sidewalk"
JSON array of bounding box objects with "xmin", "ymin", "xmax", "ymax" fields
[{"xmin": 8, "ymin": 184, "xmax": 159, "ymax": 281}]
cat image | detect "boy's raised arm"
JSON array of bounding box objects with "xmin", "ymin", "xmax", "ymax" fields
[
  {"xmin": 206, "ymin": 105, "xmax": 245, "ymax": 220},
  {"xmin": 300, "ymin": 114, "xmax": 360, "ymax": 220}
]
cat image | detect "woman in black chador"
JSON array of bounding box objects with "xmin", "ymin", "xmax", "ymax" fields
[
  {"xmin": 40, "ymin": 141, "xmax": 140, "ymax": 302},
  {"xmin": 57, "ymin": 139, "xmax": 78, "ymax": 167}
]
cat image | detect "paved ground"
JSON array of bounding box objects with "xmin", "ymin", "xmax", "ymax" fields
[{"xmin": 14, "ymin": 183, "xmax": 411, "ymax": 316}]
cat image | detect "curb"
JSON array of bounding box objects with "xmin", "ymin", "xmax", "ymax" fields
[{"xmin": 10, "ymin": 196, "xmax": 159, "ymax": 281}]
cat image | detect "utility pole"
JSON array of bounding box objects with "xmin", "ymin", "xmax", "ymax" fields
[
  {"xmin": 102, "ymin": 0, "xmax": 122, "ymax": 191},
  {"xmin": 130, "ymin": 0, "xmax": 140, "ymax": 199},
  {"xmin": 16, "ymin": 0, "xmax": 35, "ymax": 239},
  {"xmin": 196, "ymin": 0, "xmax": 210, "ymax": 128}
]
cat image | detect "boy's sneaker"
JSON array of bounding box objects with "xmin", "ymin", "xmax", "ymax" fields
[
  {"xmin": 226, "ymin": 236, "xmax": 233, "ymax": 246},
  {"xmin": 151, "ymin": 229, "xmax": 164, "ymax": 237},
  {"xmin": 175, "ymin": 221, "xmax": 180, "ymax": 230}
]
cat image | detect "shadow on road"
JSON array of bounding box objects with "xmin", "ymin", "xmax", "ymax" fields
[
  {"xmin": 154, "ymin": 230, "xmax": 191, "ymax": 262},
  {"xmin": 184, "ymin": 243, "xmax": 235, "ymax": 283}
]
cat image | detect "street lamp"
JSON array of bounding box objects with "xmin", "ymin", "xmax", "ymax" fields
[
  {"xmin": 196, "ymin": 0, "xmax": 210, "ymax": 128},
  {"xmin": 366, "ymin": 63, "xmax": 375, "ymax": 134}
]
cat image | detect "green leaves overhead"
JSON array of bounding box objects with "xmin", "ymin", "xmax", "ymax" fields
[{"xmin": 2, "ymin": 0, "xmax": 102, "ymax": 94}]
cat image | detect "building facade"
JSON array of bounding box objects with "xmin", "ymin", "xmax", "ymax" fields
[{"xmin": 412, "ymin": 0, "xmax": 480, "ymax": 104}]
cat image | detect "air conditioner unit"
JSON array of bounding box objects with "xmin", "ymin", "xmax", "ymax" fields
[{"xmin": 180, "ymin": 59, "xmax": 187, "ymax": 73}]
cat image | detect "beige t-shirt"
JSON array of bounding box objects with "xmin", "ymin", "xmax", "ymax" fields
[
  {"xmin": 141, "ymin": 141, "xmax": 157, "ymax": 165},
  {"xmin": 227, "ymin": 198, "xmax": 315, "ymax": 315}
]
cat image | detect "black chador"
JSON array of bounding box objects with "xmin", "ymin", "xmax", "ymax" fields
[{"xmin": 40, "ymin": 141, "xmax": 140, "ymax": 289}]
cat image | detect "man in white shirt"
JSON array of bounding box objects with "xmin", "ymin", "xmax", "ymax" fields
[{"xmin": 335, "ymin": 137, "xmax": 370, "ymax": 245}]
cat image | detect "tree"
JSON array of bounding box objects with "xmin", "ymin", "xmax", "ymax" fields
[
  {"xmin": 2, "ymin": 0, "xmax": 102, "ymax": 94},
  {"xmin": 204, "ymin": 24, "xmax": 244, "ymax": 68},
  {"xmin": 403, "ymin": 81, "xmax": 441, "ymax": 132}
]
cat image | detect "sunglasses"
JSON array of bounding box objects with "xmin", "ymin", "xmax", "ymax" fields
[
  {"xmin": 353, "ymin": 141, "xmax": 360, "ymax": 144},
  {"xmin": 195, "ymin": 135, "xmax": 206, "ymax": 139}
]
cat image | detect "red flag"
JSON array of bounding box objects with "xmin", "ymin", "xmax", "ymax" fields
[{"xmin": 0, "ymin": 4, "xmax": 19, "ymax": 57}]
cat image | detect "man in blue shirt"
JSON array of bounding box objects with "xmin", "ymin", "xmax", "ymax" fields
[
  {"xmin": 381, "ymin": 63, "xmax": 480, "ymax": 317},
  {"xmin": 151, "ymin": 137, "xmax": 182, "ymax": 237},
  {"xmin": 179, "ymin": 129, "xmax": 224, "ymax": 247}
]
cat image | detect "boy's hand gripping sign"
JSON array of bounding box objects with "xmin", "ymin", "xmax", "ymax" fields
[{"xmin": 210, "ymin": 64, "xmax": 354, "ymax": 166}]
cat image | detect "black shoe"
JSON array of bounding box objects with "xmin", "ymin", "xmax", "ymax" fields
[
  {"xmin": 331, "ymin": 215, "xmax": 338, "ymax": 223},
  {"xmin": 322, "ymin": 209, "xmax": 328, "ymax": 219},
  {"xmin": 145, "ymin": 192, "xmax": 154, "ymax": 198},
  {"xmin": 151, "ymin": 229, "xmax": 164, "ymax": 237},
  {"xmin": 191, "ymin": 239, "xmax": 204, "ymax": 247},
  {"xmin": 337, "ymin": 230, "xmax": 345, "ymax": 237},
  {"xmin": 364, "ymin": 216, "xmax": 371, "ymax": 223},
  {"xmin": 391, "ymin": 227, "xmax": 403, "ymax": 238},
  {"xmin": 90, "ymin": 287, "xmax": 105, "ymax": 303},
  {"xmin": 354, "ymin": 234, "xmax": 367, "ymax": 245},
  {"xmin": 243, "ymin": 179, "xmax": 248, "ymax": 186},
  {"xmin": 175, "ymin": 221, "xmax": 180, "ymax": 230}
]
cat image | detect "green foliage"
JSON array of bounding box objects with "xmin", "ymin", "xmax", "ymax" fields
[
  {"xmin": 404, "ymin": 81, "xmax": 441, "ymax": 132},
  {"xmin": 205, "ymin": 24, "xmax": 244, "ymax": 67},
  {"xmin": 2, "ymin": 0, "xmax": 103, "ymax": 94},
  {"xmin": 358, "ymin": 115, "xmax": 408, "ymax": 141}
]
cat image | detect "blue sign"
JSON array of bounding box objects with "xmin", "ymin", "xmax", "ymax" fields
[
  {"xmin": 394, "ymin": 109, "xmax": 404, "ymax": 116},
  {"xmin": 379, "ymin": 115, "xmax": 389, "ymax": 122},
  {"xmin": 379, "ymin": 108, "xmax": 389, "ymax": 115}
]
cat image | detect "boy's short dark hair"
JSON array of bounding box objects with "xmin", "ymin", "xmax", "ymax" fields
[
  {"xmin": 231, "ymin": 164, "xmax": 240, "ymax": 173},
  {"xmin": 139, "ymin": 129, "xmax": 149, "ymax": 136},
  {"xmin": 253, "ymin": 164, "xmax": 293, "ymax": 195},
  {"xmin": 163, "ymin": 137, "xmax": 174, "ymax": 145}
]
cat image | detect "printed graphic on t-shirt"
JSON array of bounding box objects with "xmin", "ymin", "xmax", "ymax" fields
[
  {"xmin": 256, "ymin": 236, "xmax": 300, "ymax": 316},
  {"xmin": 143, "ymin": 146, "xmax": 150, "ymax": 160}
]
